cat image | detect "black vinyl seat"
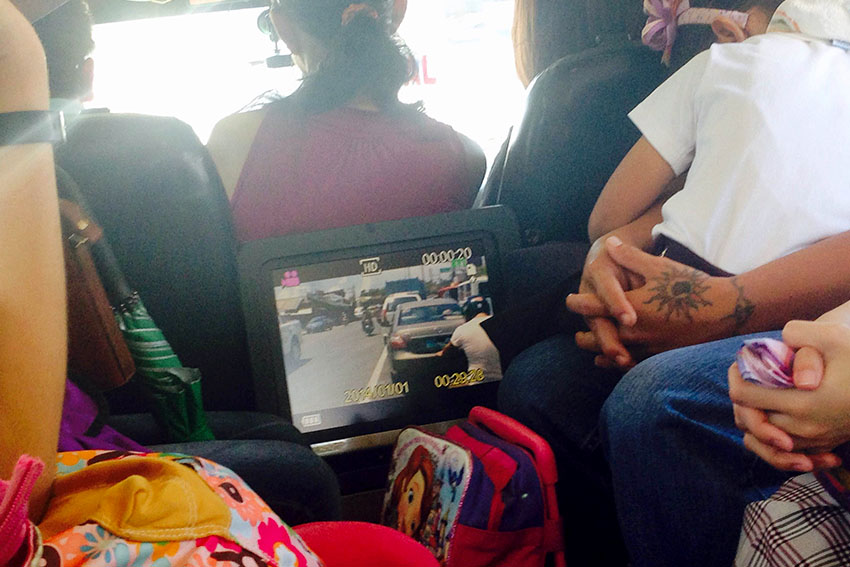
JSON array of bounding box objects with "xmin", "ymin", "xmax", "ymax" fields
[
  {"xmin": 478, "ymin": 39, "xmax": 667, "ymax": 246},
  {"xmin": 55, "ymin": 113, "xmax": 254, "ymax": 412}
]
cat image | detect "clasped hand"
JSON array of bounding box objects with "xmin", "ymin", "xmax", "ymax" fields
[
  {"xmin": 729, "ymin": 318, "xmax": 850, "ymax": 472},
  {"xmin": 567, "ymin": 237, "xmax": 741, "ymax": 370}
]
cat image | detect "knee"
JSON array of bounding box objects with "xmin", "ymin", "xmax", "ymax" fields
[
  {"xmin": 496, "ymin": 334, "xmax": 572, "ymax": 424},
  {"xmin": 497, "ymin": 357, "xmax": 538, "ymax": 424},
  {"xmin": 600, "ymin": 352, "xmax": 682, "ymax": 454},
  {"xmin": 266, "ymin": 444, "xmax": 342, "ymax": 523}
]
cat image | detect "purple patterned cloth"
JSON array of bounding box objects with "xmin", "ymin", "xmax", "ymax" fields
[
  {"xmin": 736, "ymin": 338, "xmax": 795, "ymax": 389},
  {"xmin": 59, "ymin": 379, "xmax": 146, "ymax": 452}
]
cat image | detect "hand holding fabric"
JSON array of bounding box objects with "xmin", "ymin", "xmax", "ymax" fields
[{"xmin": 730, "ymin": 318, "xmax": 850, "ymax": 472}]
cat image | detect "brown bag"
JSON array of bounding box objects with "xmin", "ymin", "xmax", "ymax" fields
[{"xmin": 61, "ymin": 198, "xmax": 135, "ymax": 390}]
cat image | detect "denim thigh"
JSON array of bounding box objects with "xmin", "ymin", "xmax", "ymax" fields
[{"xmin": 601, "ymin": 331, "xmax": 793, "ymax": 567}]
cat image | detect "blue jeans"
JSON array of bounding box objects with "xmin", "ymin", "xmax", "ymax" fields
[
  {"xmin": 601, "ymin": 332, "xmax": 793, "ymax": 567},
  {"xmin": 498, "ymin": 331, "xmax": 794, "ymax": 566}
]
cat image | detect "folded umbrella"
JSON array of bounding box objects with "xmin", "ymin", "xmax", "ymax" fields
[
  {"xmin": 114, "ymin": 292, "xmax": 215, "ymax": 442},
  {"xmin": 61, "ymin": 173, "xmax": 214, "ymax": 443}
]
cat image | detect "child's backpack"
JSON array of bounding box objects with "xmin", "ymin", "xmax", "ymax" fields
[{"xmin": 381, "ymin": 406, "xmax": 566, "ymax": 567}]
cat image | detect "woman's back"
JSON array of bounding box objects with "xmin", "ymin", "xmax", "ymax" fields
[
  {"xmin": 230, "ymin": 103, "xmax": 479, "ymax": 242},
  {"xmin": 209, "ymin": 0, "xmax": 485, "ymax": 242}
]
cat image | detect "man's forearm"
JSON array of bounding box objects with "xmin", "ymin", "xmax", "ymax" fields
[{"xmin": 736, "ymin": 230, "xmax": 850, "ymax": 334}]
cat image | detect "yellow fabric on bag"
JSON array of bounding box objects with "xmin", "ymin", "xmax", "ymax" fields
[{"xmin": 38, "ymin": 456, "xmax": 231, "ymax": 541}]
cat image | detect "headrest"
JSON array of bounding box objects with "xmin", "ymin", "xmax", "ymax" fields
[{"xmin": 15, "ymin": 0, "xmax": 68, "ymax": 22}]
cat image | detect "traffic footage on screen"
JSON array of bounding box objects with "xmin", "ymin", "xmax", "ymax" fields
[{"xmin": 272, "ymin": 244, "xmax": 500, "ymax": 432}]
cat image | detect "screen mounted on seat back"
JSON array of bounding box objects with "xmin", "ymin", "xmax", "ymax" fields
[{"xmin": 239, "ymin": 207, "xmax": 520, "ymax": 445}]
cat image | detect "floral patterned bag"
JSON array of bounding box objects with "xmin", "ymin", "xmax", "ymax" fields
[{"xmin": 11, "ymin": 451, "xmax": 323, "ymax": 567}]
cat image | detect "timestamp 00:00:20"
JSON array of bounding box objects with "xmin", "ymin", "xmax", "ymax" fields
[{"xmin": 344, "ymin": 381, "xmax": 410, "ymax": 404}]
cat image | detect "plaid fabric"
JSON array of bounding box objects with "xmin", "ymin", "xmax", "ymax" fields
[{"xmin": 735, "ymin": 473, "xmax": 850, "ymax": 566}]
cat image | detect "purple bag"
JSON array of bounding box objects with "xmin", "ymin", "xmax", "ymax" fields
[
  {"xmin": 382, "ymin": 407, "xmax": 565, "ymax": 567},
  {"xmin": 59, "ymin": 379, "xmax": 146, "ymax": 452}
]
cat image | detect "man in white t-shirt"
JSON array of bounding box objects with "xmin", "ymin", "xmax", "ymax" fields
[
  {"xmin": 439, "ymin": 296, "xmax": 502, "ymax": 381},
  {"xmin": 591, "ymin": 16, "xmax": 850, "ymax": 275},
  {"xmin": 572, "ymin": 0, "xmax": 850, "ymax": 366},
  {"xmin": 578, "ymin": 2, "xmax": 850, "ymax": 566},
  {"xmin": 494, "ymin": 1, "xmax": 850, "ymax": 565},
  {"xmin": 31, "ymin": 0, "xmax": 95, "ymax": 128}
]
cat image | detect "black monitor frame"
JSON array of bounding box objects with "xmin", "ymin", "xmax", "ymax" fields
[{"xmin": 238, "ymin": 206, "xmax": 520, "ymax": 448}]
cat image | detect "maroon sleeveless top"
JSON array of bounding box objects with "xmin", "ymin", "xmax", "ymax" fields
[{"xmin": 230, "ymin": 104, "xmax": 475, "ymax": 242}]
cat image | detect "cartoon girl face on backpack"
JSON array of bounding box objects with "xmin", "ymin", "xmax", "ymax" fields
[{"xmin": 391, "ymin": 446, "xmax": 435, "ymax": 538}]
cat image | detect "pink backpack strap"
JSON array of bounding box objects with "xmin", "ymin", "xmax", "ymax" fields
[{"xmin": 0, "ymin": 455, "xmax": 44, "ymax": 567}]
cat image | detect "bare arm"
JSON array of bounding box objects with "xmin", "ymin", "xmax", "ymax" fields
[
  {"xmin": 207, "ymin": 109, "xmax": 266, "ymax": 199},
  {"xmin": 456, "ymin": 132, "xmax": 486, "ymax": 206},
  {"xmin": 731, "ymin": 231, "xmax": 850, "ymax": 333},
  {"xmin": 0, "ymin": 0, "xmax": 66, "ymax": 521},
  {"xmin": 587, "ymin": 137, "xmax": 675, "ymax": 242},
  {"xmin": 437, "ymin": 341, "xmax": 462, "ymax": 358}
]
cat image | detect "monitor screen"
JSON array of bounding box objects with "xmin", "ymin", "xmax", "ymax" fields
[
  {"xmin": 239, "ymin": 207, "xmax": 520, "ymax": 446},
  {"xmin": 274, "ymin": 242, "xmax": 499, "ymax": 436}
]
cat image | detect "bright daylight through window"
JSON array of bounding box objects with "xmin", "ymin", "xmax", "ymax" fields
[{"xmin": 89, "ymin": 0, "xmax": 524, "ymax": 164}]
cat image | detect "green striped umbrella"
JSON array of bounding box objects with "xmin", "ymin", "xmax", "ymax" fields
[
  {"xmin": 60, "ymin": 177, "xmax": 214, "ymax": 444},
  {"xmin": 115, "ymin": 294, "xmax": 215, "ymax": 442}
]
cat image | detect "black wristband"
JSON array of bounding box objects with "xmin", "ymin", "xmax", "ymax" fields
[{"xmin": 0, "ymin": 111, "xmax": 66, "ymax": 146}]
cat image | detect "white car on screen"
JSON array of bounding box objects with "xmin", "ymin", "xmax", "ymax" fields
[{"xmin": 380, "ymin": 292, "xmax": 423, "ymax": 326}]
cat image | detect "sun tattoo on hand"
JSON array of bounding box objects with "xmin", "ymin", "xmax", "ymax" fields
[{"xmin": 644, "ymin": 267, "xmax": 712, "ymax": 321}]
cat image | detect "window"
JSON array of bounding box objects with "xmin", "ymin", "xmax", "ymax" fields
[{"xmin": 89, "ymin": 0, "xmax": 523, "ymax": 164}]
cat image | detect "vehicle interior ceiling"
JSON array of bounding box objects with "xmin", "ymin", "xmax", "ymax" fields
[
  {"xmin": 67, "ymin": 0, "xmax": 660, "ymax": 522},
  {"xmin": 87, "ymin": 0, "xmax": 266, "ymax": 24}
]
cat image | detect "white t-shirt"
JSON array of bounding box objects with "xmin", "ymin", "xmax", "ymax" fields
[
  {"xmin": 629, "ymin": 33, "xmax": 850, "ymax": 274},
  {"xmin": 450, "ymin": 315, "xmax": 503, "ymax": 381}
]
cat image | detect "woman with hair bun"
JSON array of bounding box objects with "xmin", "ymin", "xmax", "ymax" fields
[{"xmin": 208, "ymin": 0, "xmax": 486, "ymax": 243}]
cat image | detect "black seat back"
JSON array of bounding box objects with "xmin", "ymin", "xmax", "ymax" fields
[
  {"xmin": 55, "ymin": 113, "xmax": 254, "ymax": 411},
  {"xmin": 478, "ymin": 39, "xmax": 667, "ymax": 245}
]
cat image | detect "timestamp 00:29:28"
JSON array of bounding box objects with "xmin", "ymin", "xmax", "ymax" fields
[{"xmin": 433, "ymin": 369, "xmax": 485, "ymax": 389}]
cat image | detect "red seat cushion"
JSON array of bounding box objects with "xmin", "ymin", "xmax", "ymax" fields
[{"xmin": 294, "ymin": 521, "xmax": 439, "ymax": 567}]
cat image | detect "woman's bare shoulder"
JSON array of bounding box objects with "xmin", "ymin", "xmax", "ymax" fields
[
  {"xmin": 210, "ymin": 108, "xmax": 267, "ymax": 137},
  {"xmin": 207, "ymin": 108, "xmax": 269, "ymax": 199}
]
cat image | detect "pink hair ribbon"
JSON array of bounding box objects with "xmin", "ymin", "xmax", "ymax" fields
[
  {"xmin": 341, "ymin": 3, "xmax": 379, "ymax": 26},
  {"xmin": 642, "ymin": 0, "xmax": 749, "ymax": 64}
]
